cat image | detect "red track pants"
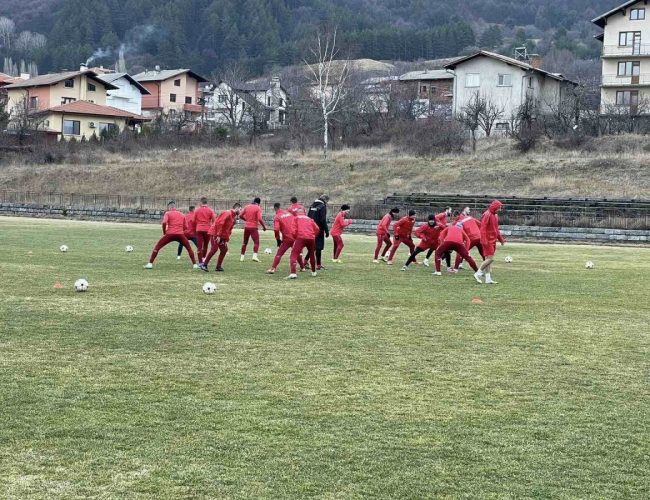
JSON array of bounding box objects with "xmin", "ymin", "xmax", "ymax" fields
[
  {"xmin": 149, "ymin": 234, "xmax": 196, "ymax": 264},
  {"xmin": 374, "ymin": 233, "xmax": 392, "ymax": 259},
  {"xmin": 435, "ymin": 242, "xmax": 477, "ymax": 273},
  {"xmin": 290, "ymin": 238, "xmax": 316, "ymax": 274},
  {"xmin": 241, "ymin": 228, "xmax": 260, "ymax": 254},
  {"xmin": 454, "ymin": 239, "xmax": 484, "ymax": 269},
  {"xmin": 203, "ymin": 236, "xmax": 229, "ymax": 268},
  {"xmin": 388, "ymin": 236, "xmax": 415, "ymax": 261},
  {"xmin": 271, "ymin": 239, "xmax": 303, "ymax": 270}
]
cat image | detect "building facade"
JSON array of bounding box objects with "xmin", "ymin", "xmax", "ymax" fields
[
  {"xmin": 445, "ymin": 51, "xmax": 576, "ymax": 134},
  {"xmin": 133, "ymin": 68, "xmax": 208, "ymax": 118},
  {"xmin": 593, "ymin": 0, "xmax": 650, "ymax": 113},
  {"xmin": 96, "ymin": 73, "xmax": 150, "ymax": 115}
]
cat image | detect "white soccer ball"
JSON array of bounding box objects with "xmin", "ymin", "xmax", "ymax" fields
[
  {"xmin": 60, "ymin": 245, "xmax": 69, "ymax": 253},
  {"xmin": 505, "ymin": 255, "xmax": 513, "ymax": 263},
  {"xmin": 264, "ymin": 248, "xmax": 273, "ymax": 255},
  {"xmin": 202, "ymin": 282, "xmax": 217, "ymax": 295},
  {"xmin": 585, "ymin": 261, "xmax": 594, "ymax": 269},
  {"xmin": 74, "ymin": 279, "xmax": 89, "ymax": 292},
  {"xmin": 125, "ymin": 245, "xmax": 134, "ymax": 253}
]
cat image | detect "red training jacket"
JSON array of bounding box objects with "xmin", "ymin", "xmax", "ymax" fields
[
  {"xmin": 210, "ymin": 210, "xmax": 237, "ymax": 241},
  {"xmin": 162, "ymin": 208, "xmax": 185, "ymax": 236},
  {"xmin": 376, "ymin": 213, "xmax": 393, "ymax": 236},
  {"xmin": 288, "ymin": 203, "xmax": 306, "ymax": 216},
  {"xmin": 331, "ymin": 211, "xmax": 353, "ymax": 237},
  {"xmin": 415, "ymin": 223, "xmax": 443, "ymax": 249},
  {"xmin": 480, "ymin": 200, "xmax": 504, "ymax": 246},
  {"xmin": 275, "ymin": 210, "xmax": 297, "ymax": 241},
  {"xmin": 194, "ymin": 205, "xmax": 216, "ymax": 233},
  {"xmin": 292, "ymin": 215, "xmax": 320, "ymax": 240},
  {"xmin": 240, "ymin": 203, "xmax": 267, "ymax": 231},
  {"xmin": 454, "ymin": 215, "xmax": 481, "ymax": 241},
  {"xmin": 184, "ymin": 211, "xmax": 196, "ymax": 238},
  {"xmin": 440, "ymin": 224, "xmax": 470, "ymax": 249},
  {"xmin": 393, "ymin": 216, "xmax": 416, "ymax": 238}
]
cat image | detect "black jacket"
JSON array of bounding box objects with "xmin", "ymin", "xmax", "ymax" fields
[{"xmin": 308, "ymin": 199, "xmax": 328, "ymax": 236}]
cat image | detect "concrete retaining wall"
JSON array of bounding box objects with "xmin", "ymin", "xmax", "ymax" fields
[{"xmin": 1, "ymin": 203, "xmax": 648, "ymax": 244}]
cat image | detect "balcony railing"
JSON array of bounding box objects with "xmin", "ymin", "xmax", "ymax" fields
[
  {"xmin": 602, "ymin": 44, "xmax": 650, "ymax": 57},
  {"xmin": 601, "ymin": 74, "xmax": 650, "ymax": 86}
]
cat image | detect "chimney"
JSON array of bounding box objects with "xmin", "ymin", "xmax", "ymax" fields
[
  {"xmin": 80, "ymin": 63, "xmax": 88, "ymax": 72},
  {"xmin": 19, "ymin": 73, "xmax": 30, "ymax": 80},
  {"xmin": 529, "ymin": 54, "xmax": 542, "ymax": 69},
  {"xmin": 154, "ymin": 65, "xmax": 161, "ymax": 73}
]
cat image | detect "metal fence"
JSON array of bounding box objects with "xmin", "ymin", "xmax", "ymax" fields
[{"xmin": 1, "ymin": 190, "xmax": 649, "ymax": 230}]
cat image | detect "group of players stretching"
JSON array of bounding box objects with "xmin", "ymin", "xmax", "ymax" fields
[{"xmin": 145, "ymin": 195, "xmax": 505, "ymax": 284}]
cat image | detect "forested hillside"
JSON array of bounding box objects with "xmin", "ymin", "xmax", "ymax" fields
[{"xmin": 0, "ymin": 0, "xmax": 616, "ymax": 76}]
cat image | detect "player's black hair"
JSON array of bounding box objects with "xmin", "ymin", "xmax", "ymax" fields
[
  {"xmin": 200, "ymin": 197, "xmax": 208, "ymax": 204},
  {"xmin": 290, "ymin": 196, "xmax": 298, "ymax": 203},
  {"xmin": 233, "ymin": 202, "xmax": 242, "ymax": 209},
  {"xmin": 273, "ymin": 202, "xmax": 281, "ymax": 209},
  {"xmin": 428, "ymin": 214, "xmax": 436, "ymax": 221},
  {"xmin": 341, "ymin": 204, "xmax": 350, "ymax": 211},
  {"xmin": 167, "ymin": 200, "xmax": 176, "ymax": 207},
  {"xmin": 390, "ymin": 207, "xmax": 400, "ymax": 214},
  {"xmin": 408, "ymin": 209, "xmax": 416, "ymax": 216},
  {"xmin": 254, "ymin": 197, "xmax": 261, "ymax": 204},
  {"xmin": 189, "ymin": 205, "xmax": 195, "ymax": 211}
]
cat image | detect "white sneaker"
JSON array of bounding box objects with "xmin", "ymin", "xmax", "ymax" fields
[
  {"xmin": 373, "ymin": 259, "xmax": 379, "ymax": 264},
  {"xmin": 252, "ymin": 254, "xmax": 260, "ymax": 262},
  {"xmin": 193, "ymin": 264, "xmax": 198, "ymax": 269},
  {"xmin": 287, "ymin": 273, "xmax": 298, "ymax": 280},
  {"xmin": 176, "ymin": 256, "xmax": 181, "ymax": 260},
  {"xmin": 386, "ymin": 260, "xmax": 393, "ymax": 266},
  {"xmin": 485, "ymin": 278, "xmax": 498, "ymax": 285},
  {"xmin": 432, "ymin": 271, "xmax": 442, "ymax": 276},
  {"xmin": 240, "ymin": 255, "xmax": 245, "ymax": 262},
  {"xmin": 381, "ymin": 256, "xmax": 388, "ymax": 262},
  {"xmin": 423, "ymin": 259, "xmax": 430, "ymax": 267},
  {"xmin": 144, "ymin": 263, "xmax": 153, "ymax": 269},
  {"xmin": 474, "ymin": 271, "xmax": 483, "ymax": 284},
  {"xmin": 401, "ymin": 266, "xmax": 407, "ymax": 271},
  {"xmin": 458, "ymin": 264, "xmax": 464, "ymax": 270},
  {"xmin": 311, "ymin": 272, "xmax": 318, "ymax": 277}
]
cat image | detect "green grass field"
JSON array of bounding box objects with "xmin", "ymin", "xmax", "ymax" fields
[{"xmin": 1, "ymin": 217, "xmax": 648, "ymax": 498}]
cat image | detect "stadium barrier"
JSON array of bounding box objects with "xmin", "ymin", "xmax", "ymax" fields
[{"xmin": 0, "ymin": 190, "xmax": 649, "ymax": 232}]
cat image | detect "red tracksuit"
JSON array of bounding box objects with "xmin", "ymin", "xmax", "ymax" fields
[
  {"xmin": 271, "ymin": 210, "xmax": 304, "ymax": 270},
  {"xmin": 435, "ymin": 225, "xmax": 478, "ymax": 273},
  {"xmin": 388, "ymin": 215, "xmax": 416, "ymax": 261},
  {"xmin": 240, "ymin": 203, "xmax": 267, "ymax": 254},
  {"xmin": 331, "ymin": 211, "xmax": 354, "ymax": 259},
  {"xmin": 204, "ymin": 210, "xmax": 237, "ymax": 268},
  {"xmin": 149, "ymin": 208, "xmax": 196, "ymax": 264},
  {"xmin": 374, "ymin": 213, "xmax": 394, "ymax": 259},
  {"xmin": 453, "ymin": 214, "xmax": 484, "ymax": 268},
  {"xmin": 193, "ymin": 205, "xmax": 216, "ymax": 263},
  {"xmin": 480, "ymin": 200, "xmax": 504, "ymax": 257},
  {"xmin": 288, "ymin": 203, "xmax": 306, "ymax": 216},
  {"xmin": 415, "ymin": 223, "xmax": 443, "ymax": 251},
  {"xmin": 290, "ymin": 215, "xmax": 320, "ymax": 273}
]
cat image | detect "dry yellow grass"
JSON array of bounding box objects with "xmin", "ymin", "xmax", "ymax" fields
[{"xmin": 1, "ymin": 137, "xmax": 649, "ymax": 201}]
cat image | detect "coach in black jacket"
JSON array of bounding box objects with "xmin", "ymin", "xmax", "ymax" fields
[{"xmin": 308, "ymin": 194, "xmax": 329, "ymax": 269}]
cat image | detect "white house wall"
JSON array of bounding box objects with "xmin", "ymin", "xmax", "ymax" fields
[{"xmin": 106, "ymin": 77, "xmax": 143, "ymax": 115}]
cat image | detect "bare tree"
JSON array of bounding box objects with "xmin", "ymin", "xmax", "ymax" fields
[
  {"xmin": 458, "ymin": 91, "xmax": 485, "ymax": 152},
  {"xmin": 209, "ymin": 63, "xmax": 256, "ymax": 136},
  {"xmin": 477, "ymin": 97, "xmax": 505, "ymax": 137},
  {"xmin": 511, "ymin": 95, "xmax": 543, "ymax": 152},
  {"xmin": 304, "ymin": 29, "xmax": 350, "ymax": 159},
  {"xmin": 0, "ymin": 17, "xmax": 15, "ymax": 50},
  {"xmin": 8, "ymin": 95, "xmax": 46, "ymax": 146}
]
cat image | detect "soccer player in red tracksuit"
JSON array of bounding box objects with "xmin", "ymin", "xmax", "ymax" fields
[
  {"xmin": 453, "ymin": 207, "xmax": 484, "ymax": 270},
  {"xmin": 401, "ymin": 215, "xmax": 443, "ymax": 271},
  {"xmin": 240, "ymin": 197, "xmax": 267, "ymax": 262},
  {"xmin": 177, "ymin": 205, "xmax": 197, "ymax": 260},
  {"xmin": 288, "ymin": 214, "xmax": 320, "ymax": 279},
  {"xmin": 387, "ymin": 210, "xmax": 417, "ymax": 265},
  {"xmin": 266, "ymin": 203, "xmax": 304, "ymax": 274},
  {"xmin": 474, "ymin": 200, "xmax": 505, "ymax": 285},
  {"xmin": 374, "ymin": 207, "xmax": 400, "ymax": 263},
  {"xmin": 331, "ymin": 204, "xmax": 353, "ymax": 263},
  {"xmin": 145, "ymin": 201, "xmax": 197, "ymax": 269},
  {"xmin": 432, "ymin": 223, "xmax": 479, "ymax": 277},
  {"xmin": 200, "ymin": 203, "xmax": 241, "ymax": 272},
  {"xmin": 288, "ymin": 196, "xmax": 306, "ymax": 216},
  {"xmin": 193, "ymin": 197, "xmax": 216, "ymax": 264}
]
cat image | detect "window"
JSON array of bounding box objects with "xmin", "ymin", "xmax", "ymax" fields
[
  {"xmin": 170, "ymin": 93, "xmax": 177, "ymax": 103},
  {"xmin": 267, "ymin": 96, "xmax": 271, "ymax": 106},
  {"xmin": 465, "ymin": 73, "xmax": 480, "ymax": 87},
  {"xmin": 218, "ymin": 95, "xmax": 227, "ymax": 103},
  {"xmin": 616, "ymin": 90, "xmax": 639, "ymax": 105},
  {"xmin": 64, "ymin": 79, "xmax": 74, "ymax": 88},
  {"xmin": 241, "ymin": 102, "xmax": 246, "ymax": 111},
  {"xmin": 29, "ymin": 96, "xmax": 38, "ymax": 109},
  {"xmin": 174, "ymin": 79, "xmax": 181, "ymax": 87},
  {"xmin": 495, "ymin": 122, "xmax": 510, "ymax": 132},
  {"xmin": 631, "ymin": 8, "xmax": 645, "ymax": 20},
  {"xmin": 619, "ymin": 31, "xmax": 641, "ymax": 47},
  {"xmin": 185, "ymin": 96, "xmax": 192, "ymax": 104},
  {"xmin": 528, "ymin": 77, "xmax": 534, "ymax": 89},
  {"xmin": 99, "ymin": 123, "xmax": 118, "ymax": 134},
  {"xmin": 279, "ymin": 98, "xmax": 284, "ymax": 107},
  {"xmin": 618, "ymin": 61, "xmax": 641, "ymax": 76},
  {"xmin": 61, "ymin": 97, "xmax": 76, "ymax": 105},
  {"xmin": 63, "ymin": 120, "xmax": 80, "ymax": 135},
  {"xmin": 498, "ymin": 74, "xmax": 512, "ymax": 86},
  {"xmin": 421, "ymin": 85, "xmax": 428, "ymax": 93},
  {"xmin": 87, "ymin": 83, "xmax": 96, "ymax": 92},
  {"xmin": 279, "ymin": 110, "xmax": 286, "ymax": 124}
]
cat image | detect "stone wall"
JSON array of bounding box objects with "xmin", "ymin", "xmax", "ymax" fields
[{"xmin": 1, "ymin": 203, "xmax": 648, "ymax": 244}]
